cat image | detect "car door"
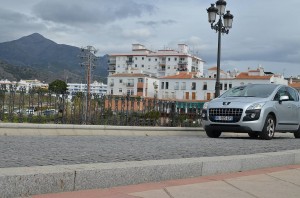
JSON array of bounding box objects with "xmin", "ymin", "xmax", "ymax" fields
[
  {"xmin": 286, "ymin": 87, "xmax": 300, "ymax": 129},
  {"xmin": 274, "ymin": 87, "xmax": 299, "ymax": 130}
]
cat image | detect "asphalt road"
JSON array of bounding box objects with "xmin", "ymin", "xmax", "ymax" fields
[{"xmin": 1, "ymin": 133, "xmax": 299, "ymax": 168}]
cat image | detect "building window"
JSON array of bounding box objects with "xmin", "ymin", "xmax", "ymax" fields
[
  {"xmin": 224, "ymin": 83, "xmax": 228, "ymax": 90},
  {"xmin": 142, "ymin": 57, "xmax": 144, "ymax": 60},
  {"xmin": 135, "ymin": 57, "xmax": 137, "ymax": 60},
  {"xmin": 214, "ymin": 74, "xmax": 216, "ymax": 78},
  {"xmin": 155, "ymin": 58, "xmax": 158, "ymax": 61},
  {"xmin": 135, "ymin": 64, "xmax": 137, "ymax": 67},
  {"xmin": 229, "ymin": 83, "xmax": 232, "ymax": 89},
  {"xmin": 148, "ymin": 58, "xmax": 151, "ymax": 61},
  {"xmin": 119, "ymin": 79, "xmax": 122, "ymax": 83},
  {"xmin": 203, "ymin": 82, "xmax": 207, "ymax": 90},
  {"xmin": 192, "ymin": 82, "xmax": 196, "ymax": 90},
  {"xmin": 166, "ymin": 82, "xmax": 169, "ymax": 89},
  {"xmin": 138, "ymin": 78, "xmax": 143, "ymax": 82},
  {"xmin": 181, "ymin": 82, "xmax": 186, "ymax": 90},
  {"xmin": 161, "ymin": 82, "xmax": 164, "ymax": 89},
  {"xmin": 119, "ymin": 88, "xmax": 122, "ymax": 93},
  {"xmin": 168, "ymin": 58, "xmax": 171, "ymax": 61},
  {"xmin": 110, "ymin": 89, "xmax": 113, "ymax": 94},
  {"xmin": 127, "ymin": 89, "xmax": 134, "ymax": 95},
  {"xmin": 175, "ymin": 57, "xmax": 177, "ymax": 61},
  {"xmin": 175, "ymin": 82, "xmax": 179, "ymax": 90},
  {"xmin": 142, "ymin": 64, "xmax": 144, "ymax": 67},
  {"xmin": 220, "ymin": 83, "xmax": 223, "ymax": 90}
]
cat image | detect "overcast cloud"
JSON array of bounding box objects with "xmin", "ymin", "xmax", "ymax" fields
[{"xmin": 0, "ymin": 0, "xmax": 299, "ymax": 77}]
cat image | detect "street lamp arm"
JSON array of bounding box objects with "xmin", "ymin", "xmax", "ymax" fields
[{"xmin": 211, "ymin": 24, "xmax": 230, "ymax": 34}]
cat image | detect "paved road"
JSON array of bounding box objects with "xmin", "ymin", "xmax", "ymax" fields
[{"xmin": 1, "ymin": 133, "xmax": 299, "ymax": 168}]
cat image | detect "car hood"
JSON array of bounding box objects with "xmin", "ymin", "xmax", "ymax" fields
[{"xmin": 207, "ymin": 97, "xmax": 268, "ymax": 109}]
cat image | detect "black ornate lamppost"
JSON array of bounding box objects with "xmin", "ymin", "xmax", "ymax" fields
[{"xmin": 207, "ymin": 0, "xmax": 234, "ymax": 97}]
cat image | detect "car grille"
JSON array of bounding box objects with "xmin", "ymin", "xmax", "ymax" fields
[{"xmin": 209, "ymin": 108, "xmax": 243, "ymax": 123}]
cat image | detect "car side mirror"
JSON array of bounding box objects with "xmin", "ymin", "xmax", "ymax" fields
[{"xmin": 279, "ymin": 95, "xmax": 289, "ymax": 103}]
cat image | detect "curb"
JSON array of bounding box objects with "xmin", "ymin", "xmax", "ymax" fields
[
  {"xmin": 0, "ymin": 123, "xmax": 204, "ymax": 136},
  {"xmin": 1, "ymin": 149, "xmax": 300, "ymax": 197}
]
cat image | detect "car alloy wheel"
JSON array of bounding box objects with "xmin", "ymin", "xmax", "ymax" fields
[{"xmin": 260, "ymin": 115, "xmax": 275, "ymax": 140}]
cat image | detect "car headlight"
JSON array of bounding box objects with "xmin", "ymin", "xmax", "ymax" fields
[
  {"xmin": 246, "ymin": 102, "xmax": 265, "ymax": 110},
  {"xmin": 203, "ymin": 102, "xmax": 209, "ymax": 110}
]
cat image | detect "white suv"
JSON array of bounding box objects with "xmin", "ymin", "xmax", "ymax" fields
[{"xmin": 201, "ymin": 84, "xmax": 300, "ymax": 140}]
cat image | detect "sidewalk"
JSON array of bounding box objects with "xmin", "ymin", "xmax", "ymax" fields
[{"xmin": 32, "ymin": 164, "xmax": 300, "ymax": 198}]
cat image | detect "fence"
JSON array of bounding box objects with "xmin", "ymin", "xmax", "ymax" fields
[{"xmin": 0, "ymin": 85, "xmax": 204, "ymax": 127}]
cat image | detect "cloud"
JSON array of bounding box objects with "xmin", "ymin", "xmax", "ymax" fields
[
  {"xmin": 137, "ymin": 19, "xmax": 176, "ymax": 27},
  {"xmin": 32, "ymin": 0, "xmax": 156, "ymax": 26},
  {"xmin": 122, "ymin": 28, "xmax": 152, "ymax": 39},
  {"xmin": 0, "ymin": 8, "xmax": 46, "ymax": 42}
]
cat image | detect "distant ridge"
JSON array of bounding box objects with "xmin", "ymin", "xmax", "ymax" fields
[{"xmin": 0, "ymin": 33, "xmax": 108, "ymax": 83}]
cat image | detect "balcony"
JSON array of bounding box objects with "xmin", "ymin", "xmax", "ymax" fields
[
  {"xmin": 126, "ymin": 60, "xmax": 134, "ymax": 65},
  {"xmin": 108, "ymin": 60, "xmax": 116, "ymax": 65},
  {"xmin": 126, "ymin": 83, "xmax": 134, "ymax": 87},
  {"xmin": 178, "ymin": 60, "xmax": 187, "ymax": 65},
  {"xmin": 108, "ymin": 66, "xmax": 116, "ymax": 71},
  {"xmin": 109, "ymin": 83, "xmax": 114, "ymax": 87},
  {"xmin": 177, "ymin": 67, "xmax": 187, "ymax": 71}
]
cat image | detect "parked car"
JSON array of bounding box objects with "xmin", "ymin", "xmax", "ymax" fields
[
  {"xmin": 201, "ymin": 84, "xmax": 300, "ymax": 140},
  {"xmin": 43, "ymin": 109, "xmax": 57, "ymax": 116}
]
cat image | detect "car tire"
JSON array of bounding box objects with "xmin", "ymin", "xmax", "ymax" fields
[
  {"xmin": 294, "ymin": 126, "xmax": 300, "ymax": 138},
  {"xmin": 260, "ymin": 114, "xmax": 275, "ymax": 140},
  {"xmin": 248, "ymin": 132, "xmax": 259, "ymax": 139},
  {"xmin": 206, "ymin": 130, "xmax": 222, "ymax": 138}
]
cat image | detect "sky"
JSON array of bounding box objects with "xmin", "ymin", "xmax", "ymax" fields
[{"xmin": 0, "ymin": 0, "xmax": 300, "ymax": 77}]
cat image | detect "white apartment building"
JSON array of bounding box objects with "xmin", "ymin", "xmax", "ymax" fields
[
  {"xmin": 159, "ymin": 66, "xmax": 287, "ymax": 101},
  {"xmin": 0, "ymin": 79, "xmax": 48, "ymax": 93},
  {"xmin": 108, "ymin": 73, "xmax": 159, "ymax": 98},
  {"xmin": 108, "ymin": 43, "xmax": 204, "ymax": 97},
  {"xmin": 67, "ymin": 81, "xmax": 107, "ymax": 95},
  {"xmin": 108, "ymin": 44, "xmax": 204, "ymax": 77}
]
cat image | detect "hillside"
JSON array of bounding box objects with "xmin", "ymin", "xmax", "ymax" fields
[{"xmin": 0, "ymin": 33, "xmax": 108, "ymax": 83}]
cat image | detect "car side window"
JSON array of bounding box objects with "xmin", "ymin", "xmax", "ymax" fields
[
  {"xmin": 287, "ymin": 87, "xmax": 299, "ymax": 101},
  {"xmin": 274, "ymin": 87, "xmax": 287, "ymax": 101}
]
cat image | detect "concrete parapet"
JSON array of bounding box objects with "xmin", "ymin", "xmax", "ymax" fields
[
  {"xmin": 0, "ymin": 123, "xmax": 203, "ymax": 136},
  {"xmin": 1, "ymin": 149, "xmax": 300, "ymax": 197}
]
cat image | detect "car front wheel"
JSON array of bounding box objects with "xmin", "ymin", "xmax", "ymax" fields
[
  {"xmin": 294, "ymin": 125, "xmax": 300, "ymax": 138},
  {"xmin": 260, "ymin": 114, "xmax": 275, "ymax": 140},
  {"xmin": 206, "ymin": 130, "xmax": 222, "ymax": 138}
]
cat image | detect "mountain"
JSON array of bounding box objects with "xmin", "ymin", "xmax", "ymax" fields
[{"xmin": 0, "ymin": 33, "xmax": 108, "ymax": 83}]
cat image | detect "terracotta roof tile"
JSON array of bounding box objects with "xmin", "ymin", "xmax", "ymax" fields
[
  {"xmin": 160, "ymin": 72, "xmax": 197, "ymax": 79},
  {"xmin": 289, "ymin": 82, "xmax": 300, "ymax": 88},
  {"xmin": 235, "ymin": 72, "xmax": 272, "ymax": 79},
  {"xmin": 109, "ymin": 73, "xmax": 148, "ymax": 77}
]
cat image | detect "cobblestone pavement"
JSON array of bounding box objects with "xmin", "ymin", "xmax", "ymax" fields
[{"xmin": 0, "ymin": 133, "xmax": 299, "ymax": 168}]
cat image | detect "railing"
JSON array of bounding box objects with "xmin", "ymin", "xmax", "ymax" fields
[{"xmin": 0, "ymin": 86, "xmax": 204, "ymax": 127}]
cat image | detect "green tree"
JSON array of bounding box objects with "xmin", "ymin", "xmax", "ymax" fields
[{"xmin": 48, "ymin": 80, "xmax": 67, "ymax": 94}]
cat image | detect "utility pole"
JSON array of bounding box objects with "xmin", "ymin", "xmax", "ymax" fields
[{"xmin": 79, "ymin": 46, "xmax": 98, "ymax": 124}]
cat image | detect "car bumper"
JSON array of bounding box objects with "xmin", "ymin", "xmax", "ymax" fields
[{"xmin": 202, "ymin": 119, "xmax": 264, "ymax": 132}]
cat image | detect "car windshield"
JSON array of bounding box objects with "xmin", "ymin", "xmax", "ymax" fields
[{"xmin": 220, "ymin": 84, "xmax": 278, "ymax": 98}]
